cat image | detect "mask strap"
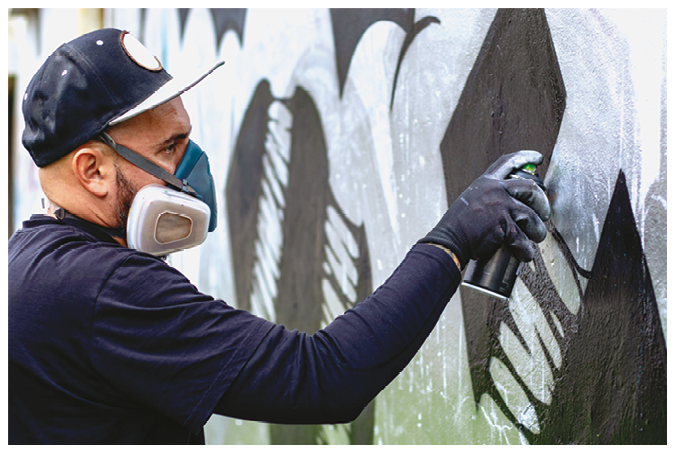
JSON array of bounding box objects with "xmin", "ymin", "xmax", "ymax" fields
[{"xmin": 96, "ymin": 132, "xmax": 199, "ymax": 198}]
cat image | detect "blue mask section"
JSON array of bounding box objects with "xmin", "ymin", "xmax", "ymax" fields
[{"xmin": 175, "ymin": 140, "xmax": 218, "ymax": 232}]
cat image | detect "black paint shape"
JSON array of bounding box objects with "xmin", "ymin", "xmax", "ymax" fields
[
  {"xmin": 533, "ymin": 171, "xmax": 667, "ymax": 444},
  {"xmin": 329, "ymin": 8, "xmax": 440, "ymax": 105},
  {"xmin": 276, "ymin": 87, "xmax": 372, "ymax": 337},
  {"xmin": 227, "ymin": 80, "xmax": 274, "ymax": 313},
  {"xmin": 226, "ymin": 81, "xmax": 373, "ymax": 444},
  {"xmin": 273, "ymin": 87, "xmax": 373, "ymax": 444},
  {"xmin": 439, "ymin": 8, "xmax": 565, "ymax": 199},
  {"xmin": 330, "ymin": 8, "xmax": 414, "ymax": 98},
  {"xmin": 139, "ymin": 9, "xmax": 147, "ymax": 44},
  {"xmin": 209, "ymin": 9, "xmax": 247, "ymax": 49},
  {"xmin": 176, "ymin": 8, "xmax": 247, "ymax": 50},
  {"xmin": 178, "ymin": 9, "xmax": 190, "ymax": 41},
  {"xmin": 438, "ymin": 7, "xmax": 566, "ymax": 425},
  {"xmin": 390, "ymin": 15, "xmax": 441, "ymax": 111}
]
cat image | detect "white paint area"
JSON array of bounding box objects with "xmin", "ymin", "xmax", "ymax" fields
[{"xmin": 249, "ymin": 100, "xmax": 293, "ymax": 322}]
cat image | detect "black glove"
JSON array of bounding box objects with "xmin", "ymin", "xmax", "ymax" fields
[{"xmin": 419, "ymin": 150, "xmax": 551, "ymax": 268}]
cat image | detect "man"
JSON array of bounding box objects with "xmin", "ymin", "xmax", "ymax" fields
[{"xmin": 8, "ymin": 28, "xmax": 550, "ymax": 444}]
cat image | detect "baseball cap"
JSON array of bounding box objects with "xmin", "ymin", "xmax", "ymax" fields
[{"xmin": 21, "ymin": 28, "xmax": 223, "ymax": 167}]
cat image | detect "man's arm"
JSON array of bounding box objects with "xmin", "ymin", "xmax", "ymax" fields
[
  {"xmin": 213, "ymin": 243, "xmax": 460, "ymax": 424},
  {"xmin": 215, "ymin": 151, "xmax": 550, "ymax": 424}
]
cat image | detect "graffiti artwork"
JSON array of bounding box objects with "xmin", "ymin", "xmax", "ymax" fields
[
  {"xmin": 226, "ymin": 80, "xmax": 373, "ymax": 443},
  {"xmin": 220, "ymin": 7, "xmax": 667, "ymax": 444},
  {"xmin": 441, "ymin": 9, "xmax": 666, "ymax": 444}
]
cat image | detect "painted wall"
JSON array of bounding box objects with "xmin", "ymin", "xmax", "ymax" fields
[{"xmin": 8, "ymin": 8, "xmax": 667, "ymax": 445}]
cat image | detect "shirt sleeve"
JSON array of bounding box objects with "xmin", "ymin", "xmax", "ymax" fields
[
  {"xmin": 214, "ymin": 243, "xmax": 461, "ymax": 424},
  {"xmin": 90, "ymin": 253, "xmax": 274, "ymax": 434},
  {"xmin": 91, "ymin": 243, "xmax": 459, "ymax": 431}
]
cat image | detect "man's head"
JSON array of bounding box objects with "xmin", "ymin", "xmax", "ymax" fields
[
  {"xmin": 22, "ymin": 28, "xmax": 221, "ymax": 245},
  {"xmin": 37, "ymin": 96, "xmax": 192, "ymax": 234}
]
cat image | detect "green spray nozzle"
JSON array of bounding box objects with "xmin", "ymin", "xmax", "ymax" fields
[{"xmin": 521, "ymin": 163, "xmax": 537, "ymax": 174}]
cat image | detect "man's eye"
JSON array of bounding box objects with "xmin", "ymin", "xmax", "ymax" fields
[{"xmin": 163, "ymin": 143, "xmax": 177, "ymax": 154}]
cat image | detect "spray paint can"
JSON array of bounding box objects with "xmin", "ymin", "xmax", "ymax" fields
[{"xmin": 462, "ymin": 163, "xmax": 546, "ymax": 300}]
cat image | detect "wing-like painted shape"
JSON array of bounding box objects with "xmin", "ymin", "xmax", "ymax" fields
[{"xmin": 226, "ymin": 81, "xmax": 373, "ymax": 444}]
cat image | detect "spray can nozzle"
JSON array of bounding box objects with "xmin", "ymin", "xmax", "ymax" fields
[
  {"xmin": 461, "ymin": 162, "xmax": 546, "ymax": 300},
  {"xmin": 521, "ymin": 163, "xmax": 537, "ymax": 173}
]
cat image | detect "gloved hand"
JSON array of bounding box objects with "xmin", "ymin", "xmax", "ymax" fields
[{"xmin": 419, "ymin": 150, "xmax": 550, "ymax": 269}]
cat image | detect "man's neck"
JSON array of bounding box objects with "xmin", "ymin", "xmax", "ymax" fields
[{"xmin": 41, "ymin": 197, "xmax": 127, "ymax": 246}]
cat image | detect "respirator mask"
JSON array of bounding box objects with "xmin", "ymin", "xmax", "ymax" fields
[{"xmin": 97, "ymin": 132, "xmax": 217, "ymax": 256}]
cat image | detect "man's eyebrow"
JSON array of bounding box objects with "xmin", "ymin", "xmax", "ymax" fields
[{"xmin": 157, "ymin": 125, "xmax": 192, "ymax": 148}]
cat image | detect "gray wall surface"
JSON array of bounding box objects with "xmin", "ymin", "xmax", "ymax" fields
[{"xmin": 8, "ymin": 8, "xmax": 667, "ymax": 444}]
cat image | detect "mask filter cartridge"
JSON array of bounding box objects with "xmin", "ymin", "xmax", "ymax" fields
[{"xmin": 127, "ymin": 184, "xmax": 210, "ymax": 256}]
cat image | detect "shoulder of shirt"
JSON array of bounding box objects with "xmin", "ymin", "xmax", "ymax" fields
[{"xmin": 13, "ymin": 214, "xmax": 166, "ymax": 266}]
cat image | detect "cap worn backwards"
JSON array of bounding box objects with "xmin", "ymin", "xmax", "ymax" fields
[{"xmin": 21, "ymin": 28, "xmax": 223, "ymax": 168}]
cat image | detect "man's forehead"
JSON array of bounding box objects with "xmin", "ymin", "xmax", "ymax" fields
[{"xmin": 108, "ymin": 97, "xmax": 191, "ymax": 138}]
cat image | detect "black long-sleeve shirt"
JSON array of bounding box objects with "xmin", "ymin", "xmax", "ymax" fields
[{"xmin": 9, "ymin": 214, "xmax": 460, "ymax": 444}]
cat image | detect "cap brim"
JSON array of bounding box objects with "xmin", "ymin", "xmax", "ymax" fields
[{"xmin": 109, "ymin": 61, "xmax": 225, "ymax": 126}]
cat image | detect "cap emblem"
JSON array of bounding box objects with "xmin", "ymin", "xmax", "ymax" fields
[{"xmin": 119, "ymin": 31, "xmax": 162, "ymax": 71}]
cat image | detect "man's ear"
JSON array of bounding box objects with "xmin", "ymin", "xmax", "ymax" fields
[{"xmin": 72, "ymin": 143, "xmax": 116, "ymax": 197}]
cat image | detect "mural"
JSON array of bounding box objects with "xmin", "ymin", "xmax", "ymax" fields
[
  {"xmin": 439, "ymin": 9, "xmax": 664, "ymax": 443},
  {"xmin": 226, "ymin": 80, "xmax": 373, "ymax": 443},
  {"xmin": 8, "ymin": 7, "xmax": 666, "ymax": 445}
]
